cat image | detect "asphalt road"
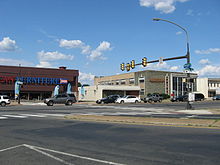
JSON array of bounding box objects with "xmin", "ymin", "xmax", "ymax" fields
[
  {"xmin": 1, "ymin": 100, "xmax": 220, "ymax": 119},
  {"xmin": 0, "ymin": 115, "xmax": 220, "ymax": 165}
]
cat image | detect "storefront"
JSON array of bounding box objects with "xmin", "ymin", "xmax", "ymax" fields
[{"xmin": 0, "ymin": 65, "xmax": 79, "ymax": 100}]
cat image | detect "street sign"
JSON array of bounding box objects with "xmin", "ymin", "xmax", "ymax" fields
[{"xmin": 184, "ymin": 63, "xmax": 191, "ymax": 69}]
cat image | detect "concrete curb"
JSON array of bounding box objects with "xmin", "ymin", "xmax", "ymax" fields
[{"xmin": 65, "ymin": 115, "xmax": 220, "ymax": 129}]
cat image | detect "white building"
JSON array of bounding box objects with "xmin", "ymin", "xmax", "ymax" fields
[
  {"xmin": 78, "ymin": 85, "xmax": 140, "ymax": 101},
  {"xmin": 197, "ymin": 78, "xmax": 220, "ymax": 98}
]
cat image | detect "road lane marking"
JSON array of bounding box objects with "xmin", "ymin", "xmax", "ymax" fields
[
  {"xmin": 24, "ymin": 144, "xmax": 126, "ymax": 165},
  {"xmin": 2, "ymin": 115, "xmax": 28, "ymax": 118},
  {"xmin": 39, "ymin": 113, "xmax": 66, "ymax": 117},
  {"xmin": 20, "ymin": 114, "xmax": 46, "ymax": 118},
  {"xmin": 0, "ymin": 144, "xmax": 23, "ymax": 152},
  {"xmin": 23, "ymin": 144, "xmax": 74, "ymax": 165},
  {"xmin": 0, "ymin": 116, "xmax": 8, "ymax": 119}
]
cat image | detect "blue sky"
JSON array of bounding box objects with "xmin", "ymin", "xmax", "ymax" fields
[{"xmin": 0, "ymin": 0, "xmax": 220, "ymax": 84}]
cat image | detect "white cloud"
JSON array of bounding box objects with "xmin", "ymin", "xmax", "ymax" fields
[
  {"xmin": 140, "ymin": 61, "xmax": 180, "ymax": 72},
  {"xmin": 0, "ymin": 58, "xmax": 33, "ymax": 66},
  {"xmin": 197, "ymin": 65, "xmax": 220, "ymax": 77},
  {"xmin": 0, "ymin": 37, "xmax": 18, "ymax": 52},
  {"xmin": 59, "ymin": 39, "xmax": 91, "ymax": 54},
  {"xmin": 36, "ymin": 61, "xmax": 53, "ymax": 68},
  {"xmin": 88, "ymin": 41, "xmax": 112, "ymax": 60},
  {"xmin": 195, "ymin": 48, "xmax": 220, "ymax": 55},
  {"xmin": 60, "ymin": 39, "xmax": 112, "ymax": 61},
  {"xmin": 170, "ymin": 66, "xmax": 179, "ymax": 71},
  {"xmin": 139, "ymin": 0, "xmax": 189, "ymax": 14},
  {"xmin": 37, "ymin": 51, "xmax": 74, "ymax": 61},
  {"xmin": 36, "ymin": 51, "xmax": 74, "ymax": 68},
  {"xmin": 79, "ymin": 72, "xmax": 95, "ymax": 85},
  {"xmin": 176, "ymin": 31, "xmax": 182, "ymax": 35},
  {"xmin": 199, "ymin": 59, "xmax": 210, "ymax": 65}
]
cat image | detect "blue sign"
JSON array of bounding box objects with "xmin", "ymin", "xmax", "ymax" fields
[
  {"xmin": 16, "ymin": 77, "xmax": 68, "ymax": 85},
  {"xmin": 184, "ymin": 63, "xmax": 192, "ymax": 69},
  {"xmin": 183, "ymin": 63, "xmax": 194, "ymax": 72}
]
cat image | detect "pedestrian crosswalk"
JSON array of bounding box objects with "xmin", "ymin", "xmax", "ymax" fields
[{"xmin": 0, "ymin": 113, "xmax": 66, "ymax": 120}]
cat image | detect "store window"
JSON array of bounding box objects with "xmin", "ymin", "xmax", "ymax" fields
[
  {"xmin": 129, "ymin": 78, "xmax": 134, "ymax": 84},
  {"xmin": 121, "ymin": 79, "xmax": 126, "ymax": 85},
  {"xmin": 140, "ymin": 89, "xmax": 145, "ymax": 95},
  {"xmin": 139, "ymin": 77, "xmax": 145, "ymax": 83}
]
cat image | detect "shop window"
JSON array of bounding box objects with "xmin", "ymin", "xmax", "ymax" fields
[
  {"xmin": 121, "ymin": 80, "xmax": 126, "ymax": 85},
  {"xmin": 129, "ymin": 78, "xmax": 134, "ymax": 84},
  {"xmin": 140, "ymin": 89, "xmax": 145, "ymax": 95},
  {"xmin": 139, "ymin": 77, "xmax": 145, "ymax": 83}
]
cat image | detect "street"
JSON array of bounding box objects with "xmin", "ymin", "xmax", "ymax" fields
[
  {"xmin": 1, "ymin": 100, "xmax": 220, "ymax": 119},
  {"xmin": 0, "ymin": 115, "xmax": 220, "ymax": 165},
  {"xmin": 0, "ymin": 102, "xmax": 220, "ymax": 165}
]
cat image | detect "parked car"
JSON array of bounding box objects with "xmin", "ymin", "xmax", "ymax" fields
[
  {"xmin": 171, "ymin": 93, "xmax": 205, "ymax": 102},
  {"xmin": 213, "ymin": 95, "xmax": 220, "ymax": 101},
  {"xmin": 170, "ymin": 95, "xmax": 188, "ymax": 102},
  {"xmin": 96, "ymin": 95, "xmax": 120, "ymax": 104},
  {"xmin": 143, "ymin": 94, "xmax": 163, "ymax": 103},
  {"xmin": 115, "ymin": 95, "xmax": 141, "ymax": 104},
  {"xmin": 0, "ymin": 95, "xmax": 11, "ymax": 106},
  {"xmin": 194, "ymin": 93, "xmax": 205, "ymax": 101},
  {"xmin": 44, "ymin": 93, "xmax": 76, "ymax": 106}
]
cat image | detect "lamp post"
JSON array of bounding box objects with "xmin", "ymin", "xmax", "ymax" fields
[{"xmin": 153, "ymin": 18, "xmax": 192, "ymax": 109}]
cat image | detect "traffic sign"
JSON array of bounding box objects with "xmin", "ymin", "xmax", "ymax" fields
[{"xmin": 184, "ymin": 63, "xmax": 191, "ymax": 69}]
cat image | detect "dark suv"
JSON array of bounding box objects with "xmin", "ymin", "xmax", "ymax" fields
[
  {"xmin": 143, "ymin": 94, "xmax": 163, "ymax": 103},
  {"xmin": 44, "ymin": 93, "xmax": 76, "ymax": 106},
  {"xmin": 96, "ymin": 95, "xmax": 120, "ymax": 104}
]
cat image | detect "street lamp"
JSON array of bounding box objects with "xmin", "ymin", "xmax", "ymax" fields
[{"xmin": 153, "ymin": 18, "xmax": 192, "ymax": 109}]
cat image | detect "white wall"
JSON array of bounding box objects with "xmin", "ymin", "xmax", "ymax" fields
[
  {"xmin": 197, "ymin": 78, "xmax": 208, "ymax": 98},
  {"xmin": 78, "ymin": 85, "xmax": 140, "ymax": 101}
]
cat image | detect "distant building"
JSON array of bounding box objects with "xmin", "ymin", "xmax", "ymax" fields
[
  {"xmin": 78, "ymin": 85, "xmax": 140, "ymax": 101},
  {"xmin": 94, "ymin": 70, "xmax": 198, "ymax": 99},
  {"xmin": 197, "ymin": 78, "xmax": 220, "ymax": 98},
  {"xmin": 0, "ymin": 65, "xmax": 79, "ymax": 100}
]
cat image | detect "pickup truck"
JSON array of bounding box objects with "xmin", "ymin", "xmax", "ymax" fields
[{"xmin": 143, "ymin": 94, "xmax": 163, "ymax": 103}]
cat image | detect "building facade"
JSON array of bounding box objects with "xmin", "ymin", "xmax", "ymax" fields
[
  {"xmin": 197, "ymin": 78, "xmax": 220, "ymax": 98},
  {"xmin": 0, "ymin": 65, "xmax": 79, "ymax": 100},
  {"xmin": 95, "ymin": 70, "xmax": 198, "ymax": 99},
  {"xmin": 78, "ymin": 85, "xmax": 140, "ymax": 101}
]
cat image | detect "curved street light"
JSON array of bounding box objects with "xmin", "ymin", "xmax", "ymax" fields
[{"xmin": 153, "ymin": 18, "xmax": 192, "ymax": 109}]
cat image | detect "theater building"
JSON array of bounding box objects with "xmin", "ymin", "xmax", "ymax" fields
[{"xmin": 0, "ymin": 65, "xmax": 79, "ymax": 100}]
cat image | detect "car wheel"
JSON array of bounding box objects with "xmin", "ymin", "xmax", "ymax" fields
[
  {"xmin": 1, "ymin": 102, "xmax": 6, "ymax": 107},
  {"xmin": 148, "ymin": 100, "xmax": 152, "ymax": 103},
  {"xmin": 47, "ymin": 101, "xmax": 53, "ymax": 106},
  {"xmin": 144, "ymin": 101, "xmax": 147, "ymax": 103},
  {"xmin": 135, "ymin": 100, "xmax": 138, "ymax": 104},
  {"xmin": 66, "ymin": 100, "xmax": 73, "ymax": 106},
  {"xmin": 120, "ymin": 100, "xmax": 124, "ymax": 104},
  {"xmin": 158, "ymin": 99, "xmax": 162, "ymax": 103}
]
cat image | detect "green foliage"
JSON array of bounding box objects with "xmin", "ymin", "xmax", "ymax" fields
[{"xmin": 160, "ymin": 93, "xmax": 170, "ymax": 99}]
